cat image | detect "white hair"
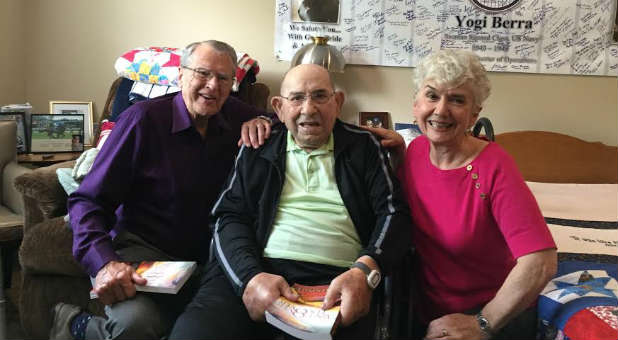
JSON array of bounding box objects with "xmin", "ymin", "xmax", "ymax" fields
[
  {"xmin": 412, "ymin": 50, "xmax": 491, "ymax": 107},
  {"xmin": 181, "ymin": 40, "xmax": 238, "ymax": 68}
]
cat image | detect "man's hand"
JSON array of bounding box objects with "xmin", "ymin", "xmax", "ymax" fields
[
  {"xmin": 321, "ymin": 268, "xmax": 372, "ymax": 326},
  {"xmin": 424, "ymin": 313, "xmax": 490, "ymax": 340},
  {"xmin": 242, "ymin": 272, "xmax": 298, "ymax": 322},
  {"xmin": 238, "ymin": 117, "xmax": 272, "ymax": 149},
  {"xmin": 93, "ymin": 261, "xmax": 147, "ymax": 306}
]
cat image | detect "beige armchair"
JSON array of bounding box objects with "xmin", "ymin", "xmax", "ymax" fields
[{"xmin": 0, "ymin": 120, "xmax": 31, "ymax": 285}]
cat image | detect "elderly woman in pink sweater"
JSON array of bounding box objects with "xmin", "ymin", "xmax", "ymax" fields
[{"xmin": 368, "ymin": 49, "xmax": 557, "ymax": 340}]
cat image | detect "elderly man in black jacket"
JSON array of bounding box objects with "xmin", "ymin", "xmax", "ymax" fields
[{"xmin": 169, "ymin": 64, "xmax": 411, "ymax": 339}]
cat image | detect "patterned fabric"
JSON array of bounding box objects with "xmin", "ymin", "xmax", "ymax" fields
[
  {"xmin": 563, "ymin": 306, "xmax": 618, "ymax": 340},
  {"xmin": 114, "ymin": 47, "xmax": 181, "ymax": 86},
  {"xmin": 96, "ymin": 120, "xmax": 115, "ymax": 150},
  {"xmin": 588, "ymin": 306, "xmax": 618, "ymax": 331},
  {"xmin": 233, "ymin": 52, "xmax": 260, "ymax": 91},
  {"xmin": 539, "ymin": 262, "xmax": 618, "ymax": 340}
]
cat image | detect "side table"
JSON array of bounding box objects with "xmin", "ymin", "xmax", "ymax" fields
[{"xmin": 17, "ymin": 152, "xmax": 82, "ymax": 167}]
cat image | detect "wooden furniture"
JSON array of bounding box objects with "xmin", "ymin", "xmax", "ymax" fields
[
  {"xmin": 17, "ymin": 152, "xmax": 82, "ymax": 167},
  {"xmin": 495, "ymin": 131, "xmax": 618, "ymax": 184},
  {"xmin": 497, "ymin": 130, "xmax": 617, "ymax": 340}
]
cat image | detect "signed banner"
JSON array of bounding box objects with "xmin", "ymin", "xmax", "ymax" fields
[{"xmin": 275, "ymin": 0, "xmax": 618, "ymax": 76}]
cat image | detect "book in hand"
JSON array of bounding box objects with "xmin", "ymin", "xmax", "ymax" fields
[
  {"xmin": 133, "ymin": 261, "xmax": 197, "ymax": 294},
  {"xmin": 265, "ymin": 283, "xmax": 341, "ymax": 340},
  {"xmin": 89, "ymin": 261, "xmax": 197, "ymax": 298}
]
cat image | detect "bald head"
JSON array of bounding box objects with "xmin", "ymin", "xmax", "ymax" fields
[
  {"xmin": 280, "ymin": 64, "xmax": 335, "ymax": 96},
  {"xmin": 271, "ymin": 63, "xmax": 344, "ymax": 153}
]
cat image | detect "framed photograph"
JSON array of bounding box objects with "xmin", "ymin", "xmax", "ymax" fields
[
  {"xmin": 30, "ymin": 114, "xmax": 84, "ymax": 153},
  {"xmin": 49, "ymin": 101, "xmax": 93, "ymax": 146},
  {"xmin": 0, "ymin": 112, "xmax": 28, "ymax": 153},
  {"xmin": 292, "ymin": 0, "xmax": 340, "ymax": 24},
  {"xmin": 359, "ymin": 112, "xmax": 390, "ymax": 129}
]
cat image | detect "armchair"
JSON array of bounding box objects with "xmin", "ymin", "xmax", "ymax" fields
[
  {"xmin": 0, "ymin": 121, "xmax": 31, "ymax": 286},
  {"xmin": 14, "ymin": 80, "xmax": 270, "ymax": 339}
]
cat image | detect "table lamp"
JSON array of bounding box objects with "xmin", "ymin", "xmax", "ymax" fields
[{"xmin": 290, "ymin": 36, "xmax": 346, "ymax": 73}]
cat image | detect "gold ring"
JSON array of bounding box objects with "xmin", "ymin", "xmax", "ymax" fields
[{"xmin": 442, "ymin": 329, "xmax": 448, "ymax": 337}]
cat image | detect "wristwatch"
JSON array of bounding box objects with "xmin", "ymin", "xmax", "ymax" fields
[
  {"xmin": 350, "ymin": 262, "xmax": 381, "ymax": 290},
  {"xmin": 475, "ymin": 312, "xmax": 493, "ymax": 337}
]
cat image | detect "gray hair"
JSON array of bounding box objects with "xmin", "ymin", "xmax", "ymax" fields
[
  {"xmin": 181, "ymin": 40, "xmax": 238, "ymax": 68},
  {"xmin": 412, "ymin": 50, "xmax": 491, "ymax": 108}
]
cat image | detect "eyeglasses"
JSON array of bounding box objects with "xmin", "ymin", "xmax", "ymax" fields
[
  {"xmin": 280, "ymin": 90, "xmax": 334, "ymax": 106},
  {"xmin": 182, "ymin": 66, "xmax": 235, "ymax": 86}
]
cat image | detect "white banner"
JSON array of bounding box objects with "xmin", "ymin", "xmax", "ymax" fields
[{"xmin": 274, "ymin": 0, "xmax": 618, "ymax": 76}]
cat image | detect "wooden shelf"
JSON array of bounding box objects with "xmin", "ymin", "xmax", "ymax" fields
[{"xmin": 17, "ymin": 152, "xmax": 82, "ymax": 165}]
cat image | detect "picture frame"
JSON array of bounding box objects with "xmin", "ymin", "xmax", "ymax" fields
[
  {"xmin": 49, "ymin": 101, "xmax": 94, "ymax": 146},
  {"xmin": 359, "ymin": 112, "xmax": 390, "ymax": 129},
  {"xmin": 0, "ymin": 112, "xmax": 28, "ymax": 153},
  {"xmin": 30, "ymin": 114, "xmax": 85, "ymax": 153}
]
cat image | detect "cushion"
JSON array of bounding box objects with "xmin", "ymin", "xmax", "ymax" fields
[
  {"xmin": 71, "ymin": 148, "xmax": 99, "ymax": 181},
  {"xmin": 114, "ymin": 47, "xmax": 181, "ymax": 86},
  {"xmin": 19, "ymin": 216, "xmax": 86, "ymax": 276}
]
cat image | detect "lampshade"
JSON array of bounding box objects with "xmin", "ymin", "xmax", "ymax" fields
[{"xmin": 290, "ymin": 36, "xmax": 346, "ymax": 73}]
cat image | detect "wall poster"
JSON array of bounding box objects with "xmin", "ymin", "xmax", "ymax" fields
[{"xmin": 275, "ymin": 0, "xmax": 618, "ymax": 76}]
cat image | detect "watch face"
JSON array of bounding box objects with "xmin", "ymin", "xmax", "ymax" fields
[{"xmin": 368, "ymin": 270, "xmax": 381, "ymax": 289}]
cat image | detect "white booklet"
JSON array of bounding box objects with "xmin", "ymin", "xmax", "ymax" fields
[{"xmin": 90, "ymin": 261, "xmax": 197, "ymax": 298}]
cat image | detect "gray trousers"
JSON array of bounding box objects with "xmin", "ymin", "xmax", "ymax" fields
[{"xmin": 85, "ymin": 231, "xmax": 202, "ymax": 340}]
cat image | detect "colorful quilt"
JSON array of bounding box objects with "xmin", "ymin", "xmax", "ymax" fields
[
  {"xmin": 114, "ymin": 47, "xmax": 181, "ymax": 86},
  {"xmin": 528, "ymin": 182, "xmax": 618, "ymax": 340},
  {"xmin": 528, "ymin": 182, "xmax": 617, "ymax": 340},
  {"xmin": 538, "ymin": 262, "xmax": 618, "ymax": 340}
]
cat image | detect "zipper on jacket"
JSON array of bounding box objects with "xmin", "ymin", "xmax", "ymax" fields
[{"xmin": 262, "ymin": 159, "xmax": 284, "ymax": 248}]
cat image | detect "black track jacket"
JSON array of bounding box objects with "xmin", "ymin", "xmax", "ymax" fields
[{"xmin": 211, "ymin": 120, "xmax": 411, "ymax": 297}]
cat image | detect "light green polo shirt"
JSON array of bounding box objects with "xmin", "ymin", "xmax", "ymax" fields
[{"xmin": 263, "ymin": 132, "xmax": 362, "ymax": 268}]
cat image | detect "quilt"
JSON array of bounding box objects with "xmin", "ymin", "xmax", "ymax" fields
[{"xmin": 527, "ymin": 182, "xmax": 618, "ymax": 340}]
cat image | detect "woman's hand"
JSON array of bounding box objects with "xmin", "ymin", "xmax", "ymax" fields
[{"xmin": 360, "ymin": 126, "xmax": 406, "ymax": 169}]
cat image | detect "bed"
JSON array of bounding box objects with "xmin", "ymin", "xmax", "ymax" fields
[{"xmin": 495, "ymin": 131, "xmax": 618, "ymax": 340}]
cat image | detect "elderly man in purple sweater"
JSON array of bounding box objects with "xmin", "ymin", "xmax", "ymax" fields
[{"xmin": 49, "ymin": 40, "xmax": 273, "ymax": 340}]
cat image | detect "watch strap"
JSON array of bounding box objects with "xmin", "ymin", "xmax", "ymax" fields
[
  {"xmin": 350, "ymin": 261, "xmax": 371, "ymax": 275},
  {"xmin": 475, "ymin": 312, "xmax": 493, "ymax": 337}
]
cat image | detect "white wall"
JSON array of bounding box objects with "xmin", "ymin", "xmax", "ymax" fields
[{"xmin": 10, "ymin": 0, "xmax": 618, "ymax": 145}]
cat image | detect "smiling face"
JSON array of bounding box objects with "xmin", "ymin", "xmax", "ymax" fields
[
  {"xmin": 178, "ymin": 44, "xmax": 236, "ymax": 120},
  {"xmin": 413, "ymin": 80, "xmax": 480, "ymax": 148},
  {"xmin": 272, "ymin": 64, "xmax": 344, "ymax": 152}
]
